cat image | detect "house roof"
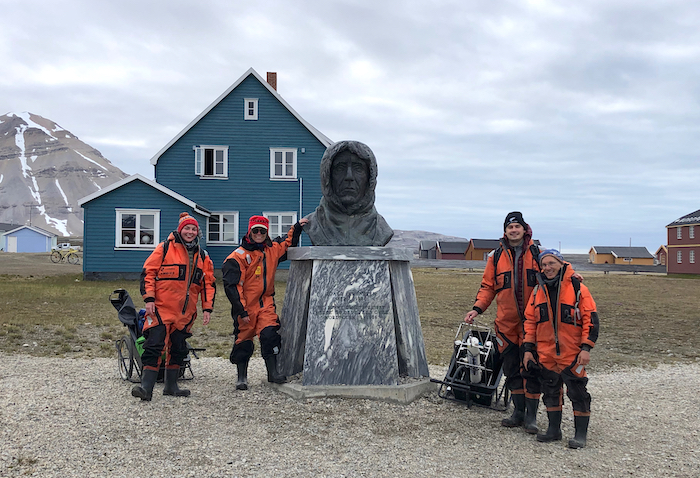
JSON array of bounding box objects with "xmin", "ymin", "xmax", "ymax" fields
[
  {"xmin": 3, "ymin": 225, "xmax": 57, "ymax": 238},
  {"xmin": 150, "ymin": 68, "xmax": 333, "ymax": 165},
  {"xmin": 0, "ymin": 222, "xmax": 18, "ymax": 232},
  {"xmin": 438, "ymin": 241, "xmax": 470, "ymax": 254},
  {"xmin": 655, "ymin": 245, "xmax": 667, "ymax": 256},
  {"xmin": 666, "ymin": 209, "xmax": 700, "ymax": 227},
  {"xmin": 470, "ymin": 239, "xmax": 500, "ymax": 249},
  {"xmin": 78, "ymin": 174, "xmax": 211, "ymax": 216},
  {"xmin": 419, "ymin": 240, "xmax": 437, "ymax": 250},
  {"xmin": 590, "ymin": 246, "xmax": 653, "ymax": 259}
]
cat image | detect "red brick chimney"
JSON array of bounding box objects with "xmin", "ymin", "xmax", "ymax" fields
[{"xmin": 267, "ymin": 72, "xmax": 277, "ymax": 91}]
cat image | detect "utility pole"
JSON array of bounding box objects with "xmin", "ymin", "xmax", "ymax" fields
[{"xmin": 24, "ymin": 203, "xmax": 35, "ymax": 226}]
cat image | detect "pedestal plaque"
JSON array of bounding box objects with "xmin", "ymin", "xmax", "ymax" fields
[{"xmin": 279, "ymin": 247, "xmax": 429, "ymax": 390}]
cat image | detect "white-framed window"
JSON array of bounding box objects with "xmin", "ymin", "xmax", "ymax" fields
[
  {"xmin": 270, "ymin": 148, "xmax": 297, "ymax": 180},
  {"xmin": 194, "ymin": 146, "xmax": 228, "ymax": 178},
  {"xmin": 207, "ymin": 212, "xmax": 239, "ymax": 244},
  {"xmin": 115, "ymin": 209, "xmax": 159, "ymax": 249},
  {"xmin": 690, "ymin": 250, "xmax": 696, "ymax": 264},
  {"xmin": 677, "ymin": 227, "xmax": 682, "ymax": 240},
  {"xmin": 690, "ymin": 225, "xmax": 695, "ymax": 239},
  {"xmin": 677, "ymin": 250, "xmax": 682, "ymax": 263},
  {"xmin": 263, "ymin": 212, "xmax": 297, "ymax": 239},
  {"xmin": 244, "ymin": 98, "xmax": 258, "ymax": 120}
]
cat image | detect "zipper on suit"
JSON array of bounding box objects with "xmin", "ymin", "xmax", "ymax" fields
[{"xmin": 260, "ymin": 250, "xmax": 267, "ymax": 308}]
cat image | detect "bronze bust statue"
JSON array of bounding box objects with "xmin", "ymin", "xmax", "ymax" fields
[{"xmin": 304, "ymin": 140, "xmax": 393, "ymax": 246}]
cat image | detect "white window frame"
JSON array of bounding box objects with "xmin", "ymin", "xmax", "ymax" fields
[
  {"xmin": 206, "ymin": 212, "xmax": 239, "ymax": 244},
  {"xmin": 115, "ymin": 209, "xmax": 160, "ymax": 250},
  {"xmin": 677, "ymin": 227, "xmax": 682, "ymax": 240},
  {"xmin": 269, "ymin": 148, "xmax": 297, "ymax": 180},
  {"xmin": 677, "ymin": 250, "xmax": 682, "ymax": 263},
  {"xmin": 244, "ymin": 98, "xmax": 258, "ymax": 120},
  {"xmin": 194, "ymin": 145, "xmax": 228, "ymax": 178},
  {"xmin": 690, "ymin": 225, "xmax": 695, "ymax": 239},
  {"xmin": 690, "ymin": 250, "xmax": 696, "ymax": 264},
  {"xmin": 263, "ymin": 211, "xmax": 297, "ymax": 239}
]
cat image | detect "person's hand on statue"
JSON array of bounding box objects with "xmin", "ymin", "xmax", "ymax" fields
[{"xmin": 299, "ymin": 218, "xmax": 309, "ymax": 227}]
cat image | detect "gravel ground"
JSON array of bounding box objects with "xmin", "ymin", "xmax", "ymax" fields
[{"xmin": 1, "ymin": 355, "xmax": 698, "ymax": 478}]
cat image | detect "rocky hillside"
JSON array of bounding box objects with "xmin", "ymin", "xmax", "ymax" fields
[
  {"xmin": 387, "ymin": 229, "xmax": 468, "ymax": 253},
  {"xmin": 0, "ymin": 112, "xmax": 128, "ymax": 236}
]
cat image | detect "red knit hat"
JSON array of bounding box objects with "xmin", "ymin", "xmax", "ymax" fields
[
  {"xmin": 248, "ymin": 215, "xmax": 269, "ymax": 232},
  {"xmin": 177, "ymin": 212, "xmax": 199, "ymax": 234}
]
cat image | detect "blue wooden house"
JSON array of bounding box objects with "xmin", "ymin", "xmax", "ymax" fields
[
  {"xmin": 2, "ymin": 225, "xmax": 57, "ymax": 253},
  {"xmin": 79, "ymin": 68, "xmax": 332, "ymax": 279}
]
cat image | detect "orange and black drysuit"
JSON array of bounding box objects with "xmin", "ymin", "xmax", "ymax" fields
[
  {"xmin": 523, "ymin": 263, "xmax": 599, "ymax": 416},
  {"xmin": 222, "ymin": 223, "xmax": 302, "ymax": 363},
  {"xmin": 139, "ymin": 232, "xmax": 216, "ymax": 371},
  {"xmin": 471, "ymin": 236, "xmax": 541, "ymax": 397}
]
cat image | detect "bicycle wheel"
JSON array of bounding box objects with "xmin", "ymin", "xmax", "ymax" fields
[
  {"xmin": 67, "ymin": 253, "xmax": 79, "ymax": 265},
  {"xmin": 50, "ymin": 251, "xmax": 62, "ymax": 263},
  {"xmin": 116, "ymin": 337, "xmax": 134, "ymax": 380}
]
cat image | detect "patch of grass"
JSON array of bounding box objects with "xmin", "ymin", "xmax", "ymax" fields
[{"xmin": 0, "ymin": 270, "xmax": 698, "ymax": 371}]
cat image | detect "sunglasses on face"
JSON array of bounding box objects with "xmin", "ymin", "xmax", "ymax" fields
[{"xmin": 251, "ymin": 227, "xmax": 267, "ymax": 235}]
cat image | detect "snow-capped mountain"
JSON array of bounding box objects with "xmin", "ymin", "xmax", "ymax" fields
[{"xmin": 0, "ymin": 112, "xmax": 128, "ymax": 237}]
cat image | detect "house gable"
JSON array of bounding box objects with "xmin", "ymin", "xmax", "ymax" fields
[
  {"xmin": 80, "ymin": 176, "xmax": 209, "ymax": 279},
  {"xmin": 150, "ymin": 68, "xmax": 332, "ymax": 260}
]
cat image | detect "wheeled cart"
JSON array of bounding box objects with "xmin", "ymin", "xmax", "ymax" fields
[
  {"xmin": 432, "ymin": 321, "xmax": 509, "ymax": 409},
  {"xmin": 110, "ymin": 288, "xmax": 203, "ymax": 383}
]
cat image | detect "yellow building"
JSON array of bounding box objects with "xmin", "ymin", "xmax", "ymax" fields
[{"xmin": 588, "ymin": 246, "xmax": 655, "ymax": 265}]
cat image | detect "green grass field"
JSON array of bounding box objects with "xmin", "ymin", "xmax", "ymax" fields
[{"xmin": 0, "ymin": 270, "xmax": 698, "ymax": 371}]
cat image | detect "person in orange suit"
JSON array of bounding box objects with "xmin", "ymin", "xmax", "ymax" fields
[
  {"xmin": 223, "ymin": 215, "xmax": 306, "ymax": 390},
  {"xmin": 523, "ymin": 249, "xmax": 599, "ymax": 448},
  {"xmin": 464, "ymin": 212, "xmax": 542, "ymax": 432},
  {"xmin": 133, "ymin": 212, "xmax": 216, "ymax": 401}
]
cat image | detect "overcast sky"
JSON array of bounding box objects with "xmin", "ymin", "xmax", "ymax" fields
[{"xmin": 2, "ymin": 0, "xmax": 699, "ymax": 252}]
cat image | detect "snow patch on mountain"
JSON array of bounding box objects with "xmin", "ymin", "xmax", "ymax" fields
[
  {"xmin": 12, "ymin": 112, "xmax": 58, "ymax": 140},
  {"xmin": 0, "ymin": 111, "xmax": 128, "ymax": 236},
  {"xmin": 74, "ymin": 149, "xmax": 107, "ymax": 171},
  {"xmin": 55, "ymin": 179, "xmax": 70, "ymax": 209}
]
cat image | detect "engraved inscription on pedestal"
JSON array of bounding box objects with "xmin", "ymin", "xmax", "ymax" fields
[{"xmin": 302, "ymin": 260, "xmax": 399, "ymax": 386}]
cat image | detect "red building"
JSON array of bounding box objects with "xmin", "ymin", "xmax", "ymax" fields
[
  {"xmin": 666, "ymin": 209, "xmax": 700, "ymax": 274},
  {"xmin": 436, "ymin": 241, "xmax": 470, "ymax": 260}
]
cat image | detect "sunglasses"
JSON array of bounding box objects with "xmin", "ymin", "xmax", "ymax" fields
[{"xmin": 251, "ymin": 227, "xmax": 267, "ymax": 235}]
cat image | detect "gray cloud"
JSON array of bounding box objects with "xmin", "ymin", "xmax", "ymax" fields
[{"xmin": 2, "ymin": 0, "xmax": 698, "ymax": 252}]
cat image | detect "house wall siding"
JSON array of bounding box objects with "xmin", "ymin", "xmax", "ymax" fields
[
  {"xmin": 154, "ymin": 75, "xmax": 325, "ymax": 249},
  {"xmin": 591, "ymin": 253, "xmax": 615, "ymax": 264},
  {"xmin": 667, "ymin": 224, "xmax": 700, "ymax": 274},
  {"xmin": 82, "ymin": 181, "xmax": 208, "ymax": 275},
  {"xmin": 466, "ymin": 248, "xmax": 493, "ymax": 260}
]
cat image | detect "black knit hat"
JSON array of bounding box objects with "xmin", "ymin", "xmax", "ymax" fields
[{"xmin": 504, "ymin": 211, "xmax": 528, "ymax": 231}]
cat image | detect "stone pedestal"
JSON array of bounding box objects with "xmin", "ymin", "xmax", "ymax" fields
[{"xmin": 279, "ymin": 247, "xmax": 429, "ymax": 388}]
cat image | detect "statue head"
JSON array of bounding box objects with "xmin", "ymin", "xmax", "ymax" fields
[{"xmin": 320, "ymin": 140, "xmax": 377, "ymax": 215}]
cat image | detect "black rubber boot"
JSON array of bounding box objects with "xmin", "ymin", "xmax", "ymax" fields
[
  {"xmin": 568, "ymin": 415, "xmax": 589, "ymax": 449},
  {"xmin": 501, "ymin": 394, "xmax": 525, "ymax": 427},
  {"xmin": 131, "ymin": 368, "xmax": 159, "ymax": 401},
  {"xmin": 524, "ymin": 398, "xmax": 539, "ymax": 434},
  {"xmin": 536, "ymin": 410, "xmax": 563, "ymax": 442},
  {"xmin": 236, "ymin": 361, "xmax": 249, "ymax": 390},
  {"xmin": 264, "ymin": 355, "xmax": 286, "ymax": 384},
  {"xmin": 163, "ymin": 368, "xmax": 190, "ymax": 397}
]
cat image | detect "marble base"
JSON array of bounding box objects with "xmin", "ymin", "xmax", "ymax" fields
[
  {"xmin": 279, "ymin": 247, "xmax": 429, "ymax": 387},
  {"xmin": 268, "ymin": 378, "xmax": 435, "ymax": 405}
]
